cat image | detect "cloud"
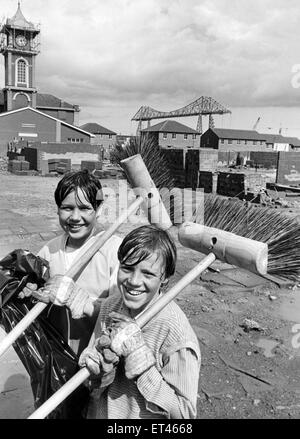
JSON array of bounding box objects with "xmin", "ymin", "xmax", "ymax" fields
[{"xmin": 0, "ymin": 0, "xmax": 299, "ymax": 132}]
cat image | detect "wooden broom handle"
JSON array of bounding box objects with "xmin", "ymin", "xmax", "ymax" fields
[
  {"xmin": 28, "ymin": 253, "xmax": 216, "ymax": 419},
  {"xmin": 0, "ymin": 196, "xmax": 144, "ymax": 359}
]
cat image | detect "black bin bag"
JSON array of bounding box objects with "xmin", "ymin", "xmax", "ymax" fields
[{"xmin": 0, "ymin": 249, "xmax": 89, "ymax": 419}]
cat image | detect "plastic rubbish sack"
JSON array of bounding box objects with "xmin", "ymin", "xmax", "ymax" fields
[{"xmin": 0, "ymin": 249, "xmax": 89, "ymax": 419}]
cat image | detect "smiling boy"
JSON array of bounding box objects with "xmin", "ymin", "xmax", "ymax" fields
[
  {"xmin": 79, "ymin": 225, "xmax": 201, "ymax": 419},
  {"xmin": 21, "ymin": 170, "xmax": 122, "ymax": 356}
]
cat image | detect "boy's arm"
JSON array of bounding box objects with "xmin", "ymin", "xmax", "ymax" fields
[
  {"xmin": 109, "ymin": 312, "xmax": 201, "ymax": 419},
  {"xmin": 136, "ymin": 347, "xmax": 200, "ymax": 419}
]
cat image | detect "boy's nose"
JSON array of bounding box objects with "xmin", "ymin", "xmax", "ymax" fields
[
  {"xmin": 128, "ymin": 271, "xmax": 142, "ymax": 286},
  {"xmin": 70, "ymin": 208, "xmax": 81, "ymax": 220}
]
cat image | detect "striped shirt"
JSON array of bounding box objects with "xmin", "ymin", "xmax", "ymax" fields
[{"xmin": 87, "ymin": 294, "xmax": 201, "ymax": 419}]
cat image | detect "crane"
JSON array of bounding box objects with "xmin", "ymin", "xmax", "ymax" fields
[{"xmin": 253, "ymin": 117, "xmax": 261, "ymax": 130}]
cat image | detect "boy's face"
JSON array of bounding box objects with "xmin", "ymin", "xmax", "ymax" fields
[
  {"xmin": 117, "ymin": 251, "xmax": 166, "ymax": 317},
  {"xmin": 57, "ymin": 188, "xmax": 97, "ymax": 247}
]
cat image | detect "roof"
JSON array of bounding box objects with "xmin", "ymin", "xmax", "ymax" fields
[
  {"xmin": 80, "ymin": 123, "xmax": 116, "ymax": 135},
  {"xmin": 259, "ymin": 133, "xmax": 300, "ymax": 146},
  {"xmin": 260, "ymin": 133, "xmax": 287, "ymax": 143},
  {"xmin": 284, "ymin": 136, "xmax": 300, "ymax": 147},
  {"xmin": 0, "ymin": 90, "xmax": 78, "ymax": 111},
  {"xmin": 36, "ymin": 93, "xmax": 78, "ymax": 110},
  {"xmin": 212, "ymin": 128, "xmax": 262, "ymax": 141},
  {"xmin": 6, "ymin": 3, "xmax": 37, "ymax": 31},
  {"xmin": 141, "ymin": 120, "xmax": 199, "ymax": 134},
  {"xmin": 0, "ymin": 106, "xmax": 94, "ymax": 137}
]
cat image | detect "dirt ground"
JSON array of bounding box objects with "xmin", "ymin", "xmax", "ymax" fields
[{"xmin": 1, "ymin": 171, "xmax": 300, "ymax": 419}]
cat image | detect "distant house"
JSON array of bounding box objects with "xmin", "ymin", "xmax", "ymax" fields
[
  {"xmin": 201, "ymin": 128, "xmax": 300, "ymax": 153},
  {"xmin": 261, "ymin": 133, "xmax": 300, "ymax": 151},
  {"xmin": 141, "ymin": 120, "xmax": 200, "ymax": 149},
  {"xmin": 200, "ymin": 128, "xmax": 266, "ymax": 151},
  {"xmin": 80, "ymin": 123, "xmax": 117, "ymax": 150}
]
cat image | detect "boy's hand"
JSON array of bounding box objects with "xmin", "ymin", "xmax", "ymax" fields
[
  {"xmin": 32, "ymin": 274, "xmax": 91, "ymax": 319},
  {"xmin": 79, "ymin": 333, "xmax": 119, "ymax": 388},
  {"xmin": 18, "ymin": 282, "xmax": 38, "ymax": 299},
  {"xmin": 109, "ymin": 311, "xmax": 156, "ymax": 380}
]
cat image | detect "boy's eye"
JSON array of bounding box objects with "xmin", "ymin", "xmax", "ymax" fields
[
  {"xmin": 120, "ymin": 265, "xmax": 133, "ymax": 272},
  {"xmin": 142, "ymin": 271, "xmax": 155, "ymax": 278}
]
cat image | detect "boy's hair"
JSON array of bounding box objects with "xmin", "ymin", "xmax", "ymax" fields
[
  {"xmin": 54, "ymin": 170, "xmax": 103, "ymax": 210},
  {"xmin": 118, "ymin": 225, "xmax": 177, "ymax": 279}
]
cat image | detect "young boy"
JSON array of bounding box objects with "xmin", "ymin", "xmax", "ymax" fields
[
  {"xmin": 21, "ymin": 169, "xmax": 122, "ymax": 356},
  {"xmin": 78, "ymin": 225, "xmax": 201, "ymax": 419}
]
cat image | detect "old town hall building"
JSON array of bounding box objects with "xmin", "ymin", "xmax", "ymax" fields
[{"xmin": 0, "ymin": 3, "xmax": 94, "ymax": 155}]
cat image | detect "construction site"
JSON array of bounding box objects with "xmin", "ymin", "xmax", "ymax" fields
[{"xmin": 1, "ymin": 2, "xmax": 300, "ymax": 422}]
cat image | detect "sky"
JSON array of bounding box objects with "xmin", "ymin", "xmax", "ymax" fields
[{"xmin": 0, "ymin": 0, "xmax": 300, "ymax": 136}]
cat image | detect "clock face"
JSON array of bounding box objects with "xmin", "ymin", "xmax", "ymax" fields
[{"xmin": 16, "ymin": 35, "xmax": 27, "ymax": 47}]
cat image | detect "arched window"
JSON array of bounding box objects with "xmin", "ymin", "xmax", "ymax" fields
[
  {"xmin": 15, "ymin": 58, "xmax": 28, "ymax": 86},
  {"xmin": 17, "ymin": 59, "xmax": 26, "ymax": 83}
]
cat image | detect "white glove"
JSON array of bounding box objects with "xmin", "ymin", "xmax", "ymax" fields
[
  {"xmin": 32, "ymin": 274, "xmax": 91, "ymax": 319},
  {"xmin": 109, "ymin": 311, "xmax": 156, "ymax": 380}
]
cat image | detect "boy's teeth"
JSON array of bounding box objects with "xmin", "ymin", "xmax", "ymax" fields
[{"xmin": 128, "ymin": 289, "xmax": 143, "ymax": 296}]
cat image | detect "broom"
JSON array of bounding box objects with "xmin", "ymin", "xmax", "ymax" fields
[
  {"xmin": 112, "ymin": 137, "xmax": 300, "ymax": 282},
  {"xmin": 192, "ymin": 194, "xmax": 300, "ymax": 281}
]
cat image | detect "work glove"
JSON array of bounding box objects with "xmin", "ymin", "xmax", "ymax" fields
[
  {"xmin": 18, "ymin": 282, "xmax": 38, "ymax": 299},
  {"xmin": 109, "ymin": 311, "xmax": 156, "ymax": 380},
  {"xmin": 79, "ymin": 331, "xmax": 119, "ymax": 389},
  {"xmin": 31, "ymin": 274, "xmax": 91, "ymax": 319}
]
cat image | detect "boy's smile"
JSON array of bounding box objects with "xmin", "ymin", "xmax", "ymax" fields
[{"xmin": 118, "ymin": 252, "xmax": 166, "ymax": 317}]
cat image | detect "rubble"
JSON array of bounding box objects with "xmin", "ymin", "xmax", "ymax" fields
[{"xmin": 240, "ymin": 318, "xmax": 265, "ymax": 332}]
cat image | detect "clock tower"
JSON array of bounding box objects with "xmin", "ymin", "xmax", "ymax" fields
[{"xmin": 0, "ymin": 2, "xmax": 40, "ymax": 112}]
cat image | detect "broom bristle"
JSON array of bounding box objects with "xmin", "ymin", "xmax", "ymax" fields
[
  {"xmin": 110, "ymin": 134, "xmax": 182, "ymax": 222},
  {"xmin": 111, "ymin": 139, "xmax": 299, "ymax": 281},
  {"xmin": 110, "ymin": 134, "xmax": 176, "ymax": 190},
  {"xmin": 193, "ymin": 194, "xmax": 300, "ymax": 281}
]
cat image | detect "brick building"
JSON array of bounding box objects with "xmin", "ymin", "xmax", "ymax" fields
[
  {"xmin": 200, "ymin": 128, "xmax": 266, "ymax": 151},
  {"xmin": 80, "ymin": 122, "xmax": 117, "ymax": 148},
  {"xmin": 0, "ymin": 106, "xmax": 94, "ymax": 155},
  {"xmin": 0, "ymin": 3, "xmax": 82, "ymax": 155},
  {"xmin": 141, "ymin": 120, "xmax": 200, "ymax": 149}
]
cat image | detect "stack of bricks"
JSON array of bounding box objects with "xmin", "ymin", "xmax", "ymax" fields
[
  {"xmin": 185, "ymin": 150, "xmax": 200, "ymax": 190},
  {"xmin": 217, "ymin": 172, "xmax": 246, "ymax": 197},
  {"xmin": 199, "ymin": 149, "xmax": 218, "ymax": 171},
  {"xmin": 8, "ymin": 156, "xmax": 31, "ymax": 174},
  {"xmin": 198, "ymin": 171, "xmax": 213, "ymax": 193},
  {"xmin": 48, "ymin": 159, "xmax": 71, "ymax": 174},
  {"xmin": 93, "ymin": 169, "xmax": 125, "ymax": 179},
  {"xmin": 160, "ymin": 149, "xmax": 185, "ymax": 188},
  {"xmin": 81, "ymin": 160, "xmax": 103, "ymax": 172}
]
